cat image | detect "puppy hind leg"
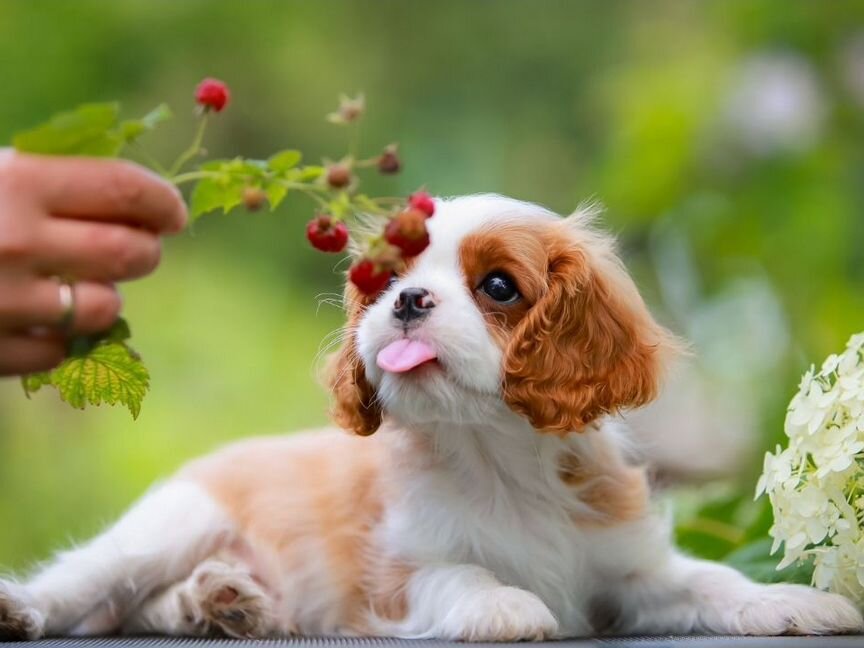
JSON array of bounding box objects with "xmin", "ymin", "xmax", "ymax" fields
[
  {"xmin": 123, "ymin": 559, "xmax": 274, "ymax": 638},
  {"xmin": 8, "ymin": 479, "xmax": 233, "ymax": 638}
]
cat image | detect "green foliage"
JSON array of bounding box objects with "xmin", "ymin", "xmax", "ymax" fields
[
  {"xmin": 22, "ymin": 319, "xmax": 149, "ymax": 420},
  {"xmin": 119, "ymin": 103, "xmax": 172, "ymax": 143},
  {"xmin": 13, "ymin": 103, "xmax": 123, "ymax": 156},
  {"xmin": 674, "ymin": 490, "xmax": 815, "ymax": 586},
  {"xmin": 13, "ymin": 102, "xmax": 171, "ymax": 157},
  {"xmin": 268, "ymin": 149, "xmax": 302, "ymax": 172},
  {"xmin": 189, "ymin": 173, "xmax": 245, "ymax": 218},
  {"xmin": 189, "ymin": 154, "xmax": 324, "ymax": 220},
  {"xmin": 725, "ymin": 539, "xmax": 814, "ymax": 585}
]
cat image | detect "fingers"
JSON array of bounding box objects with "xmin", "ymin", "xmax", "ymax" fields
[
  {"xmin": 11, "ymin": 153, "xmax": 187, "ymax": 234},
  {"xmin": 32, "ymin": 219, "xmax": 162, "ymax": 282},
  {"xmin": 0, "ymin": 278, "xmax": 122, "ymax": 335},
  {"xmin": 0, "ymin": 334, "xmax": 66, "ymax": 376}
]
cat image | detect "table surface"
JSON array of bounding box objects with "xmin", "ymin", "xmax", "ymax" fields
[{"xmin": 4, "ymin": 637, "xmax": 864, "ymax": 648}]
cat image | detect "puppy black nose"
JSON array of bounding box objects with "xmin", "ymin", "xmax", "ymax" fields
[{"xmin": 393, "ymin": 287, "xmax": 435, "ymax": 323}]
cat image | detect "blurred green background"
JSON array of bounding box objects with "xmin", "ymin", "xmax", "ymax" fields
[{"xmin": 1, "ymin": 0, "xmax": 863, "ymax": 577}]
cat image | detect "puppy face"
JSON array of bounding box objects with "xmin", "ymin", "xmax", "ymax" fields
[{"xmin": 329, "ymin": 195, "xmax": 676, "ymax": 435}]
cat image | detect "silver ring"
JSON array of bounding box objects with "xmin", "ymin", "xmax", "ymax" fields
[{"xmin": 57, "ymin": 281, "xmax": 76, "ymax": 332}]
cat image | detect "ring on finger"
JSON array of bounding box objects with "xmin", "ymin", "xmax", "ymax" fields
[{"xmin": 56, "ymin": 279, "xmax": 76, "ymax": 334}]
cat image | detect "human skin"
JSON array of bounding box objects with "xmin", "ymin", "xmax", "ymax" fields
[{"xmin": 0, "ymin": 151, "xmax": 187, "ymax": 376}]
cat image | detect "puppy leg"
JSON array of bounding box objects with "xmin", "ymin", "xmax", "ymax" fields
[
  {"xmin": 0, "ymin": 480, "xmax": 233, "ymax": 639},
  {"xmin": 123, "ymin": 559, "xmax": 274, "ymax": 638},
  {"xmin": 378, "ymin": 564, "xmax": 559, "ymax": 641},
  {"xmin": 612, "ymin": 553, "xmax": 864, "ymax": 636}
]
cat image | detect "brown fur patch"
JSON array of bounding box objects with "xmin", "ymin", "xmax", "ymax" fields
[
  {"xmin": 328, "ymin": 284, "xmax": 383, "ymax": 436},
  {"xmin": 558, "ymin": 436, "xmax": 649, "ymax": 524},
  {"xmin": 475, "ymin": 218, "xmax": 681, "ymax": 434},
  {"xmin": 183, "ymin": 432, "xmax": 414, "ymax": 633},
  {"xmin": 458, "ymin": 223, "xmax": 550, "ymax": 346},
  {"xmin": 364, "ymin": 559, "xmax": 414, "ymax": 624}
]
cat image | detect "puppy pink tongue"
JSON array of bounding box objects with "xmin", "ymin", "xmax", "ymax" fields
[{"xmin": 376, "ymin": 339, "xmax": 437, "ymax": 373}]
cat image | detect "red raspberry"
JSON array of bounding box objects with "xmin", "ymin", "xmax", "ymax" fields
[
  {"xmin": 349, "ymin": 259, "xmax": 392, "ymax": 296},
  {"xmin": 305, "ymin": 215, "xmax": 349, "ymax": 253},
  {"xmin": 408, "ymin": 191, "xmax": 435, "ymax": 217},
  {"xmin": 326, "ymin": 163, "xmax": 352, "ymax": 189},
  {"xmin": 384, "ymin": 208, "xmax": 430, "ymax": 257},
  {"xmin": 195, "ymin": 78, "xmax": 230, "ymax": 112}
]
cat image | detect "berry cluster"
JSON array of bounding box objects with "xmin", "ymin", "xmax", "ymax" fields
[
  {"xmin": 190, "ymin": 84, "xmax": 436, "ymax": 296},
  {"xmin": 12, "ymin": 79, "xmax": 436, "ymax": 417},
  {"xmin": 308, "ymin": 190, "xmax": 435, "ymax": 294}
]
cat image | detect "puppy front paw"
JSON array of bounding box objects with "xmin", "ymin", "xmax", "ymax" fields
[
  {"xmin": 734, "ymin": 584, "xmax": 863, "ymax": 635},
  {"xmin": 0, "ymin": 581, "xmax": 44, "ymax": 641},
  {"xmin": 440, "ymin": 586, "xmax": 558, "ymax": 642}
]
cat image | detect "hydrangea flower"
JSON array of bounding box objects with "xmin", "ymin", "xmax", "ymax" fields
[{"xmin": 758, "ymin": 331, "xmax": 864, "ymax": 600}]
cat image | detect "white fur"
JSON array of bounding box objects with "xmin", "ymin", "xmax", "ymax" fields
[
  {"xmin": 2, "ymin": 480, "xmax": 233, "ymax": 637},
  {"xmin": 1, "ymin": 194, "xmax": 862, "ymax": 641}
]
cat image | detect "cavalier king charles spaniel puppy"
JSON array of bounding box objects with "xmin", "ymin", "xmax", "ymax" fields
[{"xmin": 1, "ymin": 195, "xmax": 861, "ymax": 641}]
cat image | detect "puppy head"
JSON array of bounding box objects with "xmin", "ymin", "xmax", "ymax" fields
[{"xmin": 329, "ymin": 195, "xmax": 678, "ymax": 435}]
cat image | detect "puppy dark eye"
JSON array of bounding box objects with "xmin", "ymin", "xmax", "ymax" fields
[{"xmin": 480, "ymin": 272, "xmax": 520, "ymax": 304}]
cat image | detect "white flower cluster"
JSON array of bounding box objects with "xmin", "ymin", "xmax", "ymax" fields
[{"xmin": 756, "ymin": 331, "xmax": 864, "ymax": 600}]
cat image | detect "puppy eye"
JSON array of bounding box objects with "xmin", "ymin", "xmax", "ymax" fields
[{"xmin": 479, "ymin": 272, "xmax": 520, "ymax": 304}]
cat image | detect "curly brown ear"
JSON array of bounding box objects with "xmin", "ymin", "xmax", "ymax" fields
[
  {"xmin": 503, "ymin": 229, "xmax": 678, "ymax": 434},
  {"xmin": 326, "ymin": 289, "xmax": 382, "ymax": 436}
]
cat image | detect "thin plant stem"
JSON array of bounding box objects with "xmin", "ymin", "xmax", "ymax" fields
[
  {"xmin": 168, "ymin": 115, "xmax": 208, "ymax": 177},
  {"xmin": 131, "ymin": 143, "xmax": 169, "ymax": 176}
]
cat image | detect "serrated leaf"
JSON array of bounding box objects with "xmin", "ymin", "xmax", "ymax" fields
[
  {"xmin": 48, "ymin": 341, "xmax": 149, "ymax": 419},
  {"xmin": 190, "ymin": 176, "xmax": 244, "ymax": 220},
  {"xmin": 268, "ymin": 149, "xmax": 302, "ymax": 172},
  {"xmin": 13, "ymin": 103, "xmax": 123, "ymax": 157},
  {"xmin": 22, "ymin": 337, "xmax": 149, "ymax": 419},
  {"xmin": 264, "ymin": 181, "xmax": 288, "ymax": 211}
]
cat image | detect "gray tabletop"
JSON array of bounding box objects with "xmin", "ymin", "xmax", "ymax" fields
[{"xmin": 4, "ymin": 637, "xmax": 864, "ymax": 648}]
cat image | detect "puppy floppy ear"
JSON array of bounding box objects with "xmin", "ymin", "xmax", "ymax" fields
[
  {"xmin": 327, "ymin": 287, "xmax": 382, "ymax": 436},
  {"xmin": 503, "ymin": 223, "xmax": 678, "ymax": 434}
]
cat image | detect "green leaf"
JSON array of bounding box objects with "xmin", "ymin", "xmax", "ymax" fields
[
  {"xmin": 21, "ymin": 372, "xmax": 51, "ymax": 397},
  {"xmin": 49, "ymin": 341, "xmax": 149, "ymax": 419},
  {"xmin": 21, "ymin": 319, "xmax": 148, "ymax": 419},
  {"xmin": 290, "ymin": 165, "xmax": 325, "ymax": 182},
  {"xmin": 264, "ymin": 181, "xmax": 288, "ymax": 211},
  {"xmin": 725, "ymin": 538, "xmax": 815, "ymax": 585},
  {"xmin": 13, "ymin": 103, "xmax": 123, "ymax": 156},
  {"xmin": 140, "ymin": 103, "xmax": 173, "ymax": 130},
  {"xmin": 268, "ymin": 149, "xmax": 302, "ymax": 172},
  {"xmin": 119, "ymin": 103, "xmax": 173, "ymax": 144},
  {"xmin": 190, "ymin": 176, "xmax": 244, "ymax": 219}
]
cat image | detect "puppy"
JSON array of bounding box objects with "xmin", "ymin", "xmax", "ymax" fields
[{"xmin": 1, "ymin": 195, "xmax": 861, "ymax": 641}]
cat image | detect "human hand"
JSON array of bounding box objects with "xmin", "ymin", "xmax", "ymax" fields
[{"xmin": 0, "ymin": 151, "xmax": 187, "ymax": 375}]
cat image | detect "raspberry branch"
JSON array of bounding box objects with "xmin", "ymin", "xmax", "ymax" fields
[{"xmin": 9, "ymin": 79, "xmax": 434, "ymax": 418}]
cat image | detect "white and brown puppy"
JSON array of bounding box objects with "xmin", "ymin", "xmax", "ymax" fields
[{"xmin": 1, "ymin": 195, "xmax": 861, "ymax": 641}]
